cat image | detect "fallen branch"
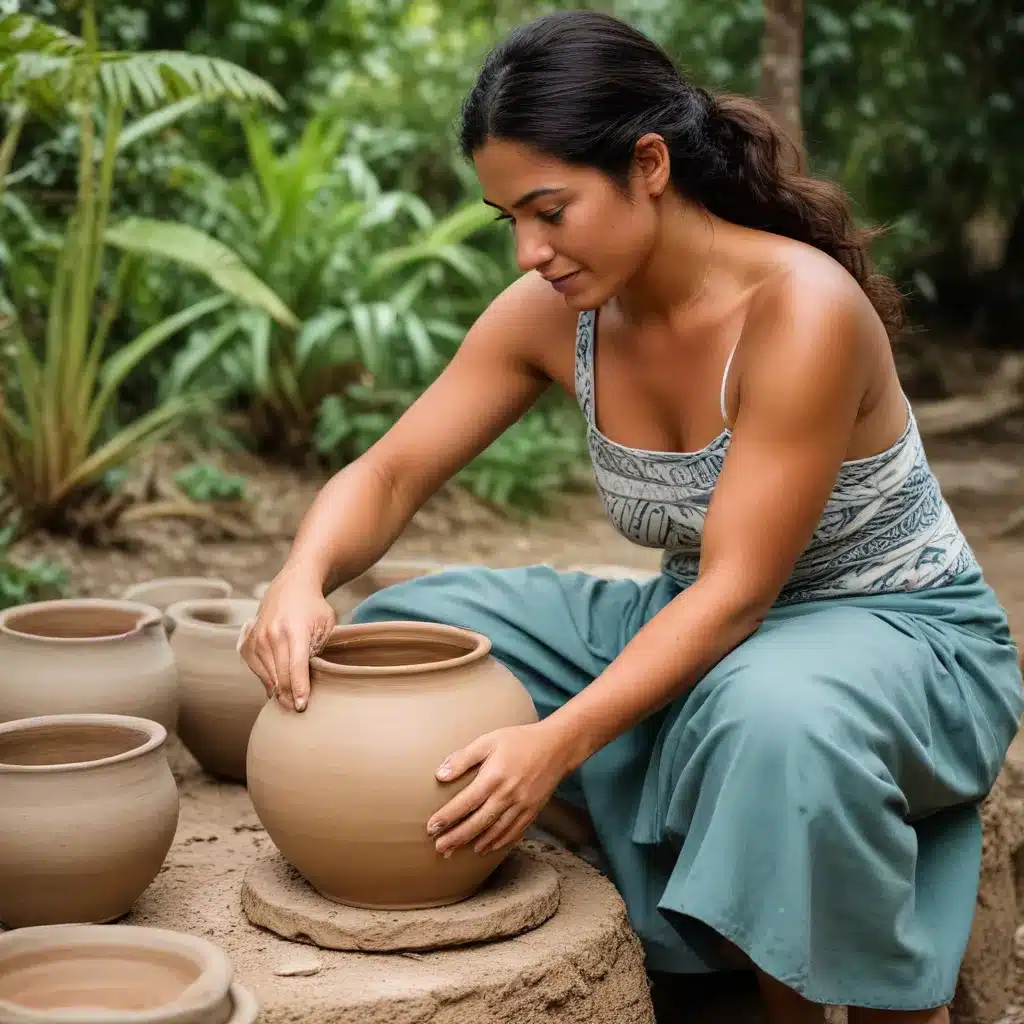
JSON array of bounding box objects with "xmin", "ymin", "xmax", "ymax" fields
[
  {"xmin": 914, "ymin": 391, "xmax": 1024, "ymax": 438},
  {"xmin": 913, "ymin": 352, "xmax": 1024, "ymax": 439},
  {"xmin": 119, "ymin": 499, "xmax": 261, "ymax": 540}
]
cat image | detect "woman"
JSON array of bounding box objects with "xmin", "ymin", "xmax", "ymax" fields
[{"xmin": 239, "ymin": 10, "xmax": 1023, "ymax": 1022}]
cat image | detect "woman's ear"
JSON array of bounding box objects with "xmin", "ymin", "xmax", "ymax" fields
[{"xmin": 633, "ymin": 132, "xmax": 671, "ymax": 199}]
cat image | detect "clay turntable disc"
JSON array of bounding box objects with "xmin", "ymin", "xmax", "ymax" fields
[{"xmin": 241, "ymin": 847, "xmax": 561, "ymax": 952}]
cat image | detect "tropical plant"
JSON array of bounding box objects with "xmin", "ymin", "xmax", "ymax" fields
[
  {"xmin": 0, "ymin": 5, "xmax": 296, "ymax": 531},
  {"xmin": 166, "ymin": 112, "xmax": 505, "ymax": 454},
  {"xmin": 0, "ymin": 517, "xmax": 68, "ymax": 609}
]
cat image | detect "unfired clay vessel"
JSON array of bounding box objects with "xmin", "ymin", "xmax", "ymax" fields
[
  {"xmin": 0, "ymin": 924, "xmax": 238, "ymax": 1024},
  {"xmin": 164, "ymin": 598, "xmax": 265, "ymax": 782},
  {"xmin": 246, "ymin": 621, "xmax": 539, "ymax": 909},
  {"xmin": 253, "ymin": 557, "xmax": 443, "ymax": 622},
  {"xmin": 0, "ymin": 600, "xmax": 178, "ymax": 730},
  {"xmin": 122, "ymin": 577, "xmax": 233, "ymax": 612},
  {"xmin": 0, "ymin": 714, "xmax": 179, "ymax": 929}
]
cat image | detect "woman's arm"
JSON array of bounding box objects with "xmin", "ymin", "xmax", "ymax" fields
[
  {"xmin": 273, "ymin": 272, "xmax": 573, "ymax": 595},
  {"xmin": 243, "ymin": 272, "xmax": 576, "ymax": 708},
  {"xmin": 546, "ymin": 272, "xmax": 873, "ymax": 772},
  {"xmin": 428, "ymin": 267, "xmax": 879, "ymax": 854}
]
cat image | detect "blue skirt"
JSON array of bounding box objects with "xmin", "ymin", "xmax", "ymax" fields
[{"xmin": 351, "ymin": 564, "xmax": 1023, "ymax": 1010}]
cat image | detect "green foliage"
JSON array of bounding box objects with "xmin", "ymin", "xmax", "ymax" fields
[
  {"xmin": 173, "ymin": 462, "xmax": 249, "ymax": 502},
  {"xmin": 0, "ymin": 2, "xmax": 295, "ymax": 525},
  {"xmin": 0, "ymin": 518, "xmax": 68, "ymax": 608},
  {"xmin": 165, "ymin": 111, "xmax": 505, "ymax": 453}
]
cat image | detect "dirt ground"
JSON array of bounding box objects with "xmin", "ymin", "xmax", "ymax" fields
[
  {"xmin": 12, "ymin": 433, "xmax": 1024, "ymax": 643},
  {"xmin": 10, "ymin": 430, "xmax": 1024, "ymax": 1022}
]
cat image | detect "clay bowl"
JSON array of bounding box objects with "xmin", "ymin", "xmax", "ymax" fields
[
  {"xmin": 0, "ymin": 600, "xmax": 177, "ymax": 730},
  {"xmin": 122, "ymin": 578, "xmax": 233, "ymax": 612},
  {"xmin": 0, "ymin": 715, "xmax": 179, "ymax": 929},
  {"xmin": 0, "ymin": 924, "xmax": 240, "ymax": 1024},
  {"xmin": 253, "ymin": 557, "xmax": 443, "ymax": 623},
  {"xmin": 246, "ymin": 620, "xmax": 539, "ymax": 910},
  {"xmin": 164, "ymin": 599, "xmax": 266, "ymax": 782}
]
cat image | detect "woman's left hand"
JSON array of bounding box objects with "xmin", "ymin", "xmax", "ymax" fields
[{"xmin": 427, "ymin": 721, "xmax": 573, "ymax": 857}]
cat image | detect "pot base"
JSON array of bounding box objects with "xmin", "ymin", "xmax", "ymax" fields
[{"xmin": 241, "ymin": 847, "xmax": 560, "ymax": 952}]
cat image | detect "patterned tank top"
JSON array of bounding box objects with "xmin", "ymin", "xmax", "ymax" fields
[{"xmin": 573, "ymin": 309, "xmax": 977, "ymax": 605}]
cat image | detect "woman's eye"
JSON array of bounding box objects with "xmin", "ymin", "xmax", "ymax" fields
[{"xmin": 539, "ymin": 208, "xmax": 564, "ymax": 224}]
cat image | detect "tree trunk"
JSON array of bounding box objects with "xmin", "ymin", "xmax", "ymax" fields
[{"xmin": 760, "ymin": 0, "xmax": 805, "ymax": 157}]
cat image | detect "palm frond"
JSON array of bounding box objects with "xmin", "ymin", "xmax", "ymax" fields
[
  {"xmin": 104, "ymin": 218, "xmax": 298, "ymax": 328},
  {"xmin": 97, "ymin": 52, "xmax": 284, "ymax": 110},
  {"xmin": 1, "ymin": 46, "xmax": 284, "ymax": 111}
]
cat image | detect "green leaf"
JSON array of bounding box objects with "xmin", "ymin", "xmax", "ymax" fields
[
  {"xmin": 116, "ymin": 95, "xmax": 204, "ymax": 152},
  {"xmin": 105, "ymin": 218, "xmax": 298, "ymax": 328}
]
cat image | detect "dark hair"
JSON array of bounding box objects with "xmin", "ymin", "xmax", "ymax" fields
[{"xmin": 460, "ymin": 10, "xmax": 904, "ymax": 341}]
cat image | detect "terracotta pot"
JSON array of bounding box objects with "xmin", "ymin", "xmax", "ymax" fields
[
  {"xmin": 122, "ymin": 578, "xmax": 233, "ymax": 612},
  {"xmin": 0, "ymin": 715, "xmax": 179, "ymax": 929},
  {"xmin": 246, "ymin": 621, "xmax": 539, "ymax": 909},
  {"xmin": 253, "ymin": 558, "xmax": 444, "ymax": 623},
  {"xmin": 0, "ymin": 924, "xmax": 236, "ymax": 1024},
  {"xmin": 164, "ymin": 599, "xmax": 265, "ymax": 782},
  {"xmin": 0, "ymin": 600, "xmax": 178, "ymax": 730}
]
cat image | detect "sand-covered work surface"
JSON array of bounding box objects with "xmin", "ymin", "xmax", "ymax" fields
[{"xmin": 126, "ymin": 748, "xmax": 655, "ymax": 1024}]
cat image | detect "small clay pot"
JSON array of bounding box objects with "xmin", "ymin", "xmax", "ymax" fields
[
  {"xmin": 164, "ymin": 599, "xmax": 265, "ymax": 782},
  {"xmin": 0, "ymin": 715, "xmax": 179, "ymax": 929},
  {"xmin": 247, "ymin": 621, "xmax": 539, "ymax": 909},
  {"xmin": 122, "ymin": 578, "xmax": 233, "ymax": 612},
  {"xmin": 253, "ymin": 558, "xmax": 443, "ymax": 623},
  {"xmin": 0, "ymin": 600, "xmax": 178, "ymax": 730},
  {"xmin": 0, "ymin": 924, "xmax": 235, "ymax": 1024}
]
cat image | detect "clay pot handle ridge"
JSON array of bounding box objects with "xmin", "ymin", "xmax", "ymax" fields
[{"xmin": 136, "ymin": 607, "xmax": 169, "ymax": 636}]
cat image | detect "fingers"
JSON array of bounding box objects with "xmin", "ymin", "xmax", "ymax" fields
[
  {"xmin": 433, "ymin": 795, "xmax": 511, "ymax": 857},
  {"xmin": 436, "ymin": 734, "xmax": 492, "ymax": 784},
  {"xmin": 428, "ymin": 770, "xmax": 493, "ymax": 841},
  {"xmin": 269, "ymin": 627, "xmax": 296, "ymax": 712},
  {"xmin": 473, "ymin": 804, "xmax": 523, "ymax": 854},
  {"xmin": 238, "ymin": 618, "xmax": 278, "ymax": 699},
  {"xmin": 289, "ymin": 633, "xmax": 312, "ymax": 712},
  {"xmin": 479, "ymin": 810, "xmax": 534, "ymax": 856}
]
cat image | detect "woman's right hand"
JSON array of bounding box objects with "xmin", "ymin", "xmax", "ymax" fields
[{"xmin": 238, "ymin": 567, "xmax": 336, "ymax": 713}]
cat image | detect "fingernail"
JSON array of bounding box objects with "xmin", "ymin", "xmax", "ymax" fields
[
  {"xmin": 427, "ymin": 821, "xmax": 443, "ymax": 836},
  {"xmin": 437, "ymin": 757, "xmax": 451, "ymax": 779},
  {"xmin": 295, "ymin": 698, "xmax": 306, "ymax": 711},
  {"xmin": 443, "ymin": 849, "xmax": 452, "ymax": 859}
]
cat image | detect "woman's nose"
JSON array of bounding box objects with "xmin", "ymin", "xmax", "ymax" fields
[{"xmin": 514, "ymin": 228, "xmax": 556, "ymax": 273}]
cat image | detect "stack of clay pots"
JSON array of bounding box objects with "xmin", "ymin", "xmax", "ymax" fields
[{"xmin": 0, "ymin": 577, "xmax": 260, "ymax": 1021}]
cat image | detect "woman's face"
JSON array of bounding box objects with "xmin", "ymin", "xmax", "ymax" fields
[{"xmin": 472, "ymin": 138, "xmax": 660, "ymax": 310}]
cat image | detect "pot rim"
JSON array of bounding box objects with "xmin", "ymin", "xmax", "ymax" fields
[
  {"xmin": 164, "ymin": 598, "xmax": 259, "ymax": 637},
  {"xmin": 310, "ymin": 621, "xmax": 492, "ymax": 677},
  {"xmin": 0, "ymin": 598, "xmax": 164, "ymax": 644},
  {"xmin": 0, "ymin": 714, "xmax": 166, "ymax": 775},
  {"xmin": 122, "ymin": 576, "xmax": 233, "ymax": 599},
  {"xmin": 0, "ymin": 923, "xmax": 234, "ymax": 1024}
]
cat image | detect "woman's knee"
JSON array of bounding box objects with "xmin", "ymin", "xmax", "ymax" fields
[{"xmin": 350, "ymin": 567, "xmax": 484, "ymax": 627}]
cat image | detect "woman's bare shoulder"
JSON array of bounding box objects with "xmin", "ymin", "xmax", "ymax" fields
[{"xmin": 465, "ymin": 269, "xmax": 582, "ymax": 371}]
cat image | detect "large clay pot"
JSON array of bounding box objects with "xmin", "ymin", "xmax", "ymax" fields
[
  {"xmin": 0, "ymin": 600, "xmax": 178, "ymax": 730},
  {"xmin": 253, "ymin": 557, "xmax": 443, "ymax": 623},
  {"xmin": 122, "ymin": 577, "xmax": 233, "ymax": 611},
  {"xmin": 246, "ymin": 621, "xmax": 539, "ymax": 909},
  {"xmin": 165, "ymin": 598, "xmax": 265, "ymax": 782},
  {"xmin": 0, "ymin": 714, "xmax": 179, "ymax": 928},
  {"xmin": 0, "ymin": 924, "xmax": 238, "ymax": 1024}
]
